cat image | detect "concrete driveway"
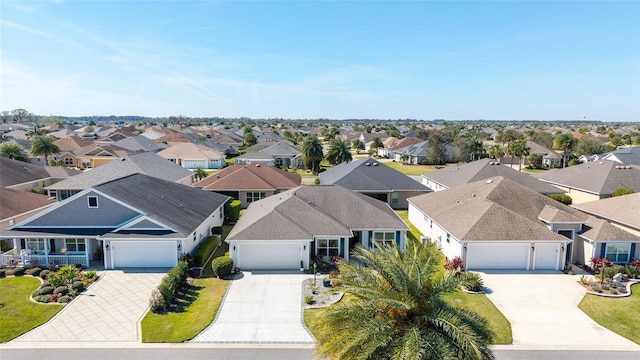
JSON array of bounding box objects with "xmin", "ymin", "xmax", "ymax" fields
[
  {"xmin": 192, "ymin": 272, "xmax": 314, "ymax": 344},
  {"xmin": 12, "ymin": 269, "xmax": 165, "ymax": 343},
  {"xmin": 479, "ymin": 271, "xmax": 639, "ymax": 349}
]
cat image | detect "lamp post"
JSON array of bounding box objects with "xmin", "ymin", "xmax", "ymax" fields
[{"xmin": 313, "ymin": 262, "xmax": 317, "ymax": 288}]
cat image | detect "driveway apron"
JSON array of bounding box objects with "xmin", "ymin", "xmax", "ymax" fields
[
  {"xmin": 192, "ymin": 272, "xmax": 314, "ymax": 343},
  {"xmin": 12, "ymin": 269, "xmax": 165, "ymax": 343},
  {"xmin": 479, "ymin": 271, "xmax": 639, "ymax": 348}
]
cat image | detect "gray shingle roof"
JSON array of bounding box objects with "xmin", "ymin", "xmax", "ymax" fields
[
  {"xmin": 423, "ymin": 158, "xmax": 564, "ymax": 194},
  {"xmin": 319, "ymin": 157, "xmax": 430, "ymax": 192},
  {"xmin": 408, "ymin": 176, "xmax": 587, "ymax": 242},
  {"xmin": 0, "ymin": 157, "xmax": 79, "ymax": 187},
  {"xmin": 95, "ymin": 173, "xmax": 229, "ymax": 237},
  {"xmin": 572, "ymin": 192, "xmax": 640, "ymax": 231},
  {"xmin": 45, "ymin": 152, "xmax": 193, "ymax": 191},
  {"xmin": 227, "ymin": 185, "xmax": 409, "ymax": 241},
  {"xmin": 533, "ymin": 161, "xmax": 640, "ymax": 195},
  {"xmin": 580, "ymin": 216, "xmax": 640, "ymax": 242}
]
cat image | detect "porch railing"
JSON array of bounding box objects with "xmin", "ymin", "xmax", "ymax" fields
[{"xmin": 0, "ymin": 251, "xmax": 89, "ymax": 268}]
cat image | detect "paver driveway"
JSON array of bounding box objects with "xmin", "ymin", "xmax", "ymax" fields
[
  {"xmin": 192, "ymin": 272, "xmax": 314, "ymax": 343},
  {"xmin": 480, "ymin": 271, "xmax": 639, "ymax": 349},
  {"xmin": 12, "ymin": 269, "xmax": 165, "ymax": 343}
]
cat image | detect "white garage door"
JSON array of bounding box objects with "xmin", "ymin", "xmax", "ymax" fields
[
  {"xmin": 237, "ymin": 242, "xmax": 301, "ymax": 270},
  {"xmin": 533, "ymin": 243, "xmax": 560, "ymax": 270},
  {"xmin": 112, "ymin": 241, "xmax": 177, "ymax": 268},
  {"xmin": 466, "ymin": 243, "xmax": 529, "ymax": 270}
]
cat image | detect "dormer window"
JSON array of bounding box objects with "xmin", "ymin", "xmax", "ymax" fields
[{"xmin": 88, "ymin": 196, "xmax": 98, "ymax": 208}]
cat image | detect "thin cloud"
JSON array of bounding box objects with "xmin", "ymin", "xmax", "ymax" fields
[{"xmin": 0, "ymin": 20, "xmax": 84, "ymax": 48}]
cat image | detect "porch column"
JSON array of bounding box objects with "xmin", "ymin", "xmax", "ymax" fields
[
  {"xmin": 85, "ymin": 238, "xmax": 90, "ymax": 267},
  {"xmin": 344, "ymin": 238, "xmax": 350, "ymax": 263},
  {"xmin": 44, "ymin": 238, "xmax": 49, "ymax": 266}
]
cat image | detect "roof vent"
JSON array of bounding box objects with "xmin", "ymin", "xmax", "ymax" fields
[
  {"xmin": 489, "ymin": 161, "xmax": 494, "ymax": 165},
  {"xmin": 456, "ymin": 200, "xmax": 460, "ymax": 204},
  {"xmin": 365, "ymin": 163, "xmax": 371, "ymax": 166},
  {"xmin": 472, "ymin": 193, "xmax": 476, "ymax": 198},
  {"xmin": 373, "ymin": 163, "xmax": 378, "ymax": 166},
  {"xmin": 486, "ymin": 179, "xmax": 493, "ymax": 184},
  {"xmin": 120, "ymin": 158, "xmax": 126, "ymax": 161},
  {"xmin": 495, "ymin": 161, "xmax": 500, "ymax": 165},
  {"xmin": 255, "ymin": 164, "xmax": 261, "ymax": 167},
  {"xmin": 599, "ymin": 161, "xmax": 604, "ymax": 164}
]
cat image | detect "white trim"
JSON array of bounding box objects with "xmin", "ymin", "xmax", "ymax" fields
[{"xmin": 87, "ymin": 196, "xmax": 99, "ymax": 208}]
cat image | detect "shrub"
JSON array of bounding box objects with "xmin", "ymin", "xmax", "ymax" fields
[
  {"xmin": 612, "ymin": 186, "xmax": 634, "ymax": 197},
  {"xmin": 547, "ymin": 194, "xmax": 573, "ymax": 205},
  {"xmin": 211, "ymin": 256, "xmax": 233, "ymax": 279},
  {"xmin": 618, "ymin": 287, "xmax": 628, "ymax": 294},
  {"xmin": 579, "ymin": 275, "xmax": 590, "ymax": 285},
  {"xmin": 34, "ymin": 295, "xmax": 50, "ymax": 303},
  {"xmin": 591, "ymin": 285, "xmax": 602, "ymax": 293},
  {"xmin": 149, "ymin": 289, "xmax": 166, "ymax": 313},
  {"xmin": 57, "ymin": 295, "xmax": 72, "ymax": 303},
  {"xmin": 71, "ymin": 281, "xmax": 84, "ymax": 292},
  {"xmin": 630, "ymin": 258, "xmax": 640, "ymax": 267},
  {"xmin": 314, "ymin": 178, "xmax": 320, "ymax": 185},
  {"xmin": 0, "ymin": 239, "xmax": 8, "ymax": 252},
  {"xmin": 82, "ymin": 270, "xmax": 97, "ymax": 281},
  {"xmin": 49, "ymin": 293, "xmax": 59, "ymax": 302},
  {"xmin": 40, "ymin": 281, "xmax": 51, "ymax": 288},
  {"xmin": 28, "ymin": 267, "xmax": 42, "ymax": 277},
  {"xmin": 602, "ymin": 284, "xmax": 610, "ymax": 291},
  {"xmin": 624, "ymin": 265, "xmax": 640, "ymax": 279},
  {"xmin": 149, "ymin": 261, "xmax": 189, "ymax": 313},
  {"xmin": 226, "ymin": 200, "xmax": 242, "ymax": 222},
  {"xmin": 609, "ymin": 288, "xmax": 618, "ymax": 295},
  {"xmin": 330, "ymin": 278, "xmax": 343, "ymax": 287},
  {"xmin": 590, "ymin": 257, "xmax": 613, "ymax": 271},
  {"xmin": 40, "ymin": 269, "xmax": 51, "ymax": 279},
  {"xmin": 305, "ymin": 295, "xmax": 314, "ymax": 304},
  {"xmin": 12, "ymin": 267, "xmax": 25, "ymax": 276},
  {"xmin": 461, "ymin": 272, "xmax": 484, "ymax": 292},
  {"xmin": 54, "ymin": 286, "xmax": 69, "ymax": 295},
  {"xmin": 192, "ymin": 236, "xmax": 216, "ymax": 267},
  {"xmin": 35, "ymin": 286, "xmax": 54, "ymax": 296},
  {"xmin": 0, "ymin": 269, "xmax": 5, "ymax": 278}
]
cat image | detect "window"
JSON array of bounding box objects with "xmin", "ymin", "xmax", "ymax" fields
[
  {"xmin": 87, "ymin": 196, "xmax": 98, "ymax": 208},
  {"xmin": 391, "ymin": 192, "xmax": 399, "ymax": 204},
  {"xmin": 557, "ymin": 230, "xmax": 573, "ymax": 239},
  {"xmin": 65, "ymin": 157, "xmax": 74, "ymax": 165},
  {"xmin": 430, "ymin": 219, "xmax": 433, "ymax": 229},
  {"xmin": 605, "ymin": 243, "xmax": 630, "ymax": 264},
  {"xmin": 65, "ymin": 239, "xmax": 86, "ymax": 252},
  {"xmin": 446, "ymin": 234, "xmax": 450, "ymax": 243},
  {"xmin": 60, "ymin": 190, "xmax": 79, "ymax": 200},
  {"xmin": 373, "ymin": 231, "xmax": 395, "ymax": 249},
  {"xmin": 26, "ymin": 239, "xmax": 46, "ymax": 252},
  {"xmin": 246, "ymin": 192, "xmax": 266, "ymax": 203},
  {"xmin": 317, "ymin": 239, "xmax": 340, "ymax": 257}
]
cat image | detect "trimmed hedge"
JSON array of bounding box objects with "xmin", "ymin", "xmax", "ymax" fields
[
  {"xmin": 226, "ymin": 200, "xmax": 241, "ymax": 222},
  {"xmin": 54, "ymin": 286, "xmax": 69, "ymax": 295},
  {"xmin": 57, "ymin": 295, "xmax": 72, "ymax": 303},
  {"xmin": 29, "ymin": 267, "xmax": 42, "ymax": 277},
  {"xmin": 34, "ymin": 295, "xmax": 50, "ymax": 303},
  {"xmin": 35, "ymin": 286, "xmax": 54, "ymax": 296},
  {"xmin": 40, "ymin": 269, "xmax": 51, "ymax": 279},
  {"xmin": 211, "ymin": 256, "xmax": 233, "ymax": 279},
  {"xmin": 149, "ymin": 261, "xmax": 189, "ymax": 313},
  {"xmin": 547, "ymin": 194, "xmax": 572, "ymax": 205},
  {"xmin": 12, "ymin": 267, "xmax": 25, "ymax": 276},
  {"xmin": 71, "ymin": 281, "xmax": 85, "ymax": 292},
  {"xmin": 192, "ymin": 236, "xmax": 216, "ymax": 267}
]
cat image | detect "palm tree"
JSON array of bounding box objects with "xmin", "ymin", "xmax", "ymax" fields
[
  {"xmin": 371, "ymin": 136, "xmax": 383, "ymax": 155},
  {"xmin": 326, "ymin": 138, "xmax": 352, "ymax": 165},
  {"xmin": 314, "ymin": 239, "xmax": 494, "ymax": 360},
  {"xmin": 30, "ymin": 135, "xmax": 59, "ymax": 165},
  {"xmin": 301, "ymin": 135, "xmax": 324, "ymax": 173},
  {"xmin": 0, "ymin": 143, "xmax": 31, "ymax": 162},
  {"xmin": 508, "ymin": 139, "xmax": 530, "ymax": 171},
  {"xmin": 487, "ymin": 144, "xmax": 504, "ymax": 160},
  {"xmin": 351, "ymin": 139, "xmax": 365, "ymax": 154},
  {"xmin": 193, "ymin": 167, "xmax": 208, "ymax": 181},
  {"xmin": 553, "ymin": 133, "xmax": 577, "ymax": 168}
]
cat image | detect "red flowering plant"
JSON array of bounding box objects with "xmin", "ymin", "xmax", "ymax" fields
[
  {"xmin": 444, "ymin": 256, "xmax": 464, "ymax": 274},
  {"xmin": 590, "ymin": 257, "xmax": 613, "ymax": 272}
]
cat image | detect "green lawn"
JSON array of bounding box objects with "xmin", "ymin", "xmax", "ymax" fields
[
  {"xmin": 578, "ymin": 284, "xmax": 640, "ymax": 344},
  {"xmin": 141, "ymin": 277, "xmax": 229, "ymax": 342},
  {"xmin": 305, "ymin": 291, "xmax": 512, "ymax": 345},
  {"xmin": 395, "ymin": 210, "xmax": 422, "ymax": 243},
  {"xmin": 522, "ymin": 167, "xmax": 546, "ymax": 173},
  {"xmin": 442, "ymin": 290, "xmax": 513, "ymax": 345},
  {"xmin": 0, "ymin": 276, "xmax": 64, "ymax": 343},
  {"xmin": 382, "ymin": 161, "xmax": 446, "ymax": 176}
]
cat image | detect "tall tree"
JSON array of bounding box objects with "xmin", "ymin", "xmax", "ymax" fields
[
  {"xmin": 553, "ymin": 133, "xmax": 577, "ymax": 168},
  {"xmin": 508, "ymin": 139, "xmax": 530, "ymax": 171},
  {"xmin": 193, "ymin": 167, "xmax": 208, "ymax": 181},
  {"xmin": 426, "ymin": 132, "xmax": 446, "ymax": 165},
  {"xmin": 575, "ymin": 136, "xmax": 605, "ymax": 157},
  {"xmin": 0, "ymin": 143, "xmax": 31, "ymax": 162},
  {"xmin": 10, "ymin": 108, "xmax": 32, "ymax": 123},
  {"xmin": 351, "ymin": 139, "xmax": 365, "ymax": 154},
  {"xmin": 30, "ymin": 135, "xmax": 60, "ymax": 165},
  {"xmin": 243, "ymin": 131, "xmax": 257, "ymax": 147},
  {"xmin": 313, "ymin": 239, "xmax": 494, "ymax": 360},
  {"xmin": 301, "ymin": 135, "xmax": 324, "ymax": 173},
  {"xmin": 326, "ymin": 138, "xmax": 352, "ymax": 165},
  {"xmin": 26, "ymin": 122, "xmax": 46, "ymax": 140},
  {"xmin": 488, "ymin": 144, "xmax": 504, "ymax": 160},
  {"xmin": 370, "ymin": 136, "xmax": 383, "ymax": 154},
  {"xmin": 530, "ymin": 131, "xmax": 554, "ymax": 150}
]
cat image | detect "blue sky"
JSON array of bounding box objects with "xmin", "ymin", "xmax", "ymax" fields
[{"xmin": 1, "ymin": 1, "xmax": 638, "ymax": 121}]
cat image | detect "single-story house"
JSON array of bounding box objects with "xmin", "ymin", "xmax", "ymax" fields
[
  {"xmin": 45, "ymin": 152, "xmax": 194, "ymax": 201},
  {"xmin": 1, "ymin": 174, "xmax": 229, "ymax": 269},
  {"xmin": 195, "ymin": 163, "xmax": 301, "ymax": 208},
  {"xmin": 235, "ymin": 142, "xmax": 304, "ymax": 169},
  {"xmin": 226, "ymin": 185, "xmax": 409, "ymax": 270},
  {"xmin": 408, "ymin": 176, "xmax": 639, "ymax": 271},
  {"xmin": 533, "ymin": 161, "xmax": 640, "ymax": 204},
  {"xmin": 0, "ymin": 157, "xmax": 80, "ymax": 193},
  {"xmin": 389, "ymin": 140, "xmax": 456, "ymax": 165},
  {"xmin": 0, "ymin": 187, "xmax": 55, "ymax": 232},
  {"xmin": 422, "ymin": 158, "xmax": 565, "ymax": 194},
  {"xmin": 157, "ymin": 142, "xmax": 226, "ymax": 170},
  {"xmin": 319, "ymin": 157, "xmax": 432, "ymax": 209}
]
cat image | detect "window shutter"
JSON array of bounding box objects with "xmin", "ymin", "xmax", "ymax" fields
[
  {"xmin": 395, "ymin": 231, "xmax": 400, "ymax": 246},
  {"xmin": 49, "ymin": 239, "xmax": 56, "ymax": 252},
  {"xmin": 369, "ymin": 231, "xmax": 373, "ymax": 248},
  {"xmin": 630, "ymin": 243, "xmax": 636, "ymax": 261},
  {"xmin": 340, "ymin": 238, "xmax": 345, "ymax": 256},
  {"xmin": 20, "ymin": 239, "xmax": 25, "ymax": 249},
  {"xmin": 600, "ymin": 243, "xmax": 606, "ymax": 258}
]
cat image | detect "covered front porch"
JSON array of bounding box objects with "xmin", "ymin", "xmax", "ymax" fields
[{"xmin": 0, "ymin": 236, "xmax": 101, "ymax": 268}]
